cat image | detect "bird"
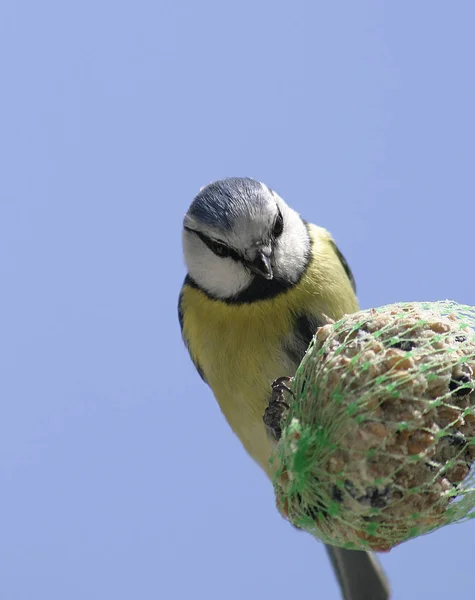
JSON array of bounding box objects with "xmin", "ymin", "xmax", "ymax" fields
[{"xmin": 178, "ymin": 177, "xmax": 390, "ymax": 600}]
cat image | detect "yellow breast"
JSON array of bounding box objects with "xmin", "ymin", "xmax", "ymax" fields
[{"xmin": 180, "ymin": 225, "xmax": 359, "ymax": 475}]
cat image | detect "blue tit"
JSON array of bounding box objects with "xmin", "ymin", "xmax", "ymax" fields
[{"xmin": 178, "ymin": 178, "xmax": 390, "ymax": 600}]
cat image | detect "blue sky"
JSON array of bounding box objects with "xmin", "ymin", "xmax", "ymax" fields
[{"xmin": 1, "ymin": 1, "xmax": 474, "ymax": 599}]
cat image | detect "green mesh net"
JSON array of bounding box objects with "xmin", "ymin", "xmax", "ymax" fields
[{"xmin": 270, "ymin": 301, "xmax": 475, "ymax": 552}]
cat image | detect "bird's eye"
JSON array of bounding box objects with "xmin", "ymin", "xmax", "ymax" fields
[
  {"xmin": 211, "ymin": 241, "xmax": 230, "ymax": 258},
  {"xmin": 273, "ymin": 211, "xmax": 284, "ymax": 238}
]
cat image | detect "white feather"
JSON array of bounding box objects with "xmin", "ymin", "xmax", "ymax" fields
[{"xmin": 182, "ymin": 182, "xmax": 310, "ymax": 299}]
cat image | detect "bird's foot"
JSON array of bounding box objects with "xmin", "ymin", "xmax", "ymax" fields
[
  {"xmin": 263, "ymin": 376, "xmax": 295, "ymax": 442},
  {"xmin": 272, "ymin": 376, "xmax": 294, "ymax": 399}
]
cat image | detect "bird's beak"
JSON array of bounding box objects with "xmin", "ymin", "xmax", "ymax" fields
[{"xmin": 248, "ymin": 247, "xmax": 273, "ymax": 280}]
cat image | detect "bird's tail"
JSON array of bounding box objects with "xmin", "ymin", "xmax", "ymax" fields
[{"xmin": 325, "ymin": 546, "xmax": 390, "ymax": 600}]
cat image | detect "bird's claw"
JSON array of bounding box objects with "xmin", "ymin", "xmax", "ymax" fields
[
  {"xmin": 271, "ymin": 376, "xmax": 295, "ymax": 400},
  {"xmin": 263, "ymin": 376, "xmax": 295, "ymax": 442}
]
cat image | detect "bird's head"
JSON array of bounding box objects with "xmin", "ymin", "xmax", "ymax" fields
[{"xmin": 182, "ymin": 178, "xmax": 310, "ymax": 301}]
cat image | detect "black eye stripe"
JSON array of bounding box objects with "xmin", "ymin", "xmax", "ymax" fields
[{"xmin": 185, "ymin": 227, "xmax": 241, "ymax": 261}]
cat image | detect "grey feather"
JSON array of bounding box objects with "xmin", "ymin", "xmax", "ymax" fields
[
  {"xmin": 188, "ymin": 178, "xmax": 270, "ymax": 231},
  {"xmin": 326, "ymin": 547, "xmax": 390, "ymax": 600}
]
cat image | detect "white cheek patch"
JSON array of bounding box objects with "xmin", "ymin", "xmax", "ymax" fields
[
  {"xmin": 183, "ymin": 233, "xmax": 252, "ymax": 299},
  {"xmin": 272, "ymin": 201, "xmax": 310, "ymax": 282},
  {"xmin": 182, "ymin": 190, "xmax": 311, "ymax": 298}
]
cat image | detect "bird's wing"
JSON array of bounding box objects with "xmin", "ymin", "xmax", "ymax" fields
[
  {"xmin": 329, "ymin": 239, "xmax": 357, "ymax": 294},
  {"xmin": 178, "ymin": 280, "xmax": 208, "ymax": 384},
  {"xmin": 283, "ymin": 313, "xmax": 324, "ymax": 367}
]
